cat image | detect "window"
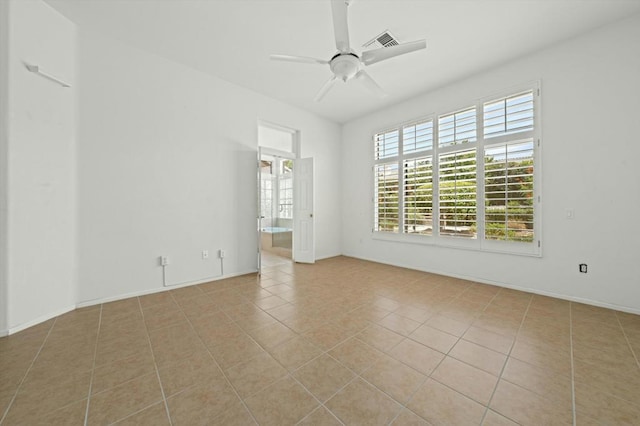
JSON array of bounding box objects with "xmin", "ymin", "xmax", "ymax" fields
[
  {"xmin": 438, "ymin": 107, "xmax": 476, "ymax": 148},
  {"xmin": 278, "ymin": 160, "xmax": 293, "ymax": 219},
  {"xmin": 260, "ymin": 175, "xmax": 273, "ymax": 221},
  {"xmin": 482, "ymin": 90, "xmax": 535, "ymax": 245},
  {"xmin": 374, "ymin": 119, "xmax": 434, "ymax": 234},
  {"xmin": 438, "ymin": 107, "xmax": 477, "ymax": 239},
  {"xmin": 374, "ymin": 162, "xmax": 399, "ymax": 232},
  {"xmin": 403, "ymin": 121, "xmax": 433, "ymax": 153},
  {"xmin": 372, "ymin": 85, "xmax": 539, "ymax": 255},
  {"xmin": 484, "ymin": 141, "xmax": 534, "ymax": 242},
  {"xmin": 375, "ymin": 130, "xmax": 399, "ymax": 160},
  {"xmin": 484, "ymin": 91, "xmax": 534, "ymax": 138},
  {"xmin": 439, "ymin": 148, "xmax": 477, "ymax": 238},
  {"xmin": 403, "ymin": 156, "xmax": 433, "ymax": 235}
]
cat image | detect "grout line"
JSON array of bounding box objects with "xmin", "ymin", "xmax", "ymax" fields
[
  {"xmin": 569, "ymin": 302, "xmax": 577, "ymax": 426},
  {"xmin": 83, "ymin": 305, "xmax": 103, "ymax": 426},
  {"xmin": 386, "ymin": 279, "xmax": 505, "ymax": 425},
  {"xmin": 479, "ymin": 290, "xmax": 533, "ymax": 425},
  {"xmin": 232, "ymin": 316, "xmax": 339, "ymax": 417},
  {"xmin": 137, "ymin": 297, "xmax": 174, "ymax": 426},
  {"xmin": 108, "ymin": 401, "xmax": 166, "ymax": 424},
  {"xmin": 615, "ymin": 311, "xmax": 640, "ymax": 371},
  {"xmin": 169, "ymin": 292, "xmax": 261, "ymax": 425},
  {"xmin": 0, "ymin": 319, "xmax": 57, "ymax": 425},
  {"xmin": 364, "ymin": 364, "xmax": 430, "ymax": 425},
  {"xmin": 198, "ymin": 274, "xmax": 382, "ymax": 424},
  {"xmin": 295, "ymin": 404, "xmax": 344, "ymax": 425}
]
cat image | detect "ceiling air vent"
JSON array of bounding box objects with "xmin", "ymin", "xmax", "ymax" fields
[{"xmin": 363, "ymin": 30, "xmax": 399, "ymax": 50}]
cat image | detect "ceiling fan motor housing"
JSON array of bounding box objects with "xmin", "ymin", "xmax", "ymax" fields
[{"xmin": 330, "ymin": 53, "xmax": 360, "ymax": 82}]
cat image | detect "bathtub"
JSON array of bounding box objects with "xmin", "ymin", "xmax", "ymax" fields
[
  {"xmin": 261, "ymin": 226, "xmax": 292, "ymax": 250},
  {"xmin": 262, "ymin": 227, "xmax": 292, "ymax": 233}
]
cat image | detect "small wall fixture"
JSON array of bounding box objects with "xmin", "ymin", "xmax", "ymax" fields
[{"xmin": 25, "ymin": 64, "xmax": 71, "ymax": 88}]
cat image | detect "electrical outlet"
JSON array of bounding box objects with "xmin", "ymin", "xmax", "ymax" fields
[
  {"xmin": 160, "ymin": 256, "xmax": 169, "ymax": 266},
  {"xmin": 202, "ymin": 250, "xmax": 209, "ymax": 259},
  {"xmin": 219, "ymin": 249, "xmax": 225, "ymax": 259},
  {"xmin": 579, "ymin": 263, "xmax": 587, "ymax": 273}
]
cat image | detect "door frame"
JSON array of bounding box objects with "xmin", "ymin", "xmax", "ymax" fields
[{"xmin": 257, "ymin": 146, "xmax": 297, "ymax": 274}]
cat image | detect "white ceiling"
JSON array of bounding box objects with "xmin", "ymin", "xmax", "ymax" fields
[{"xmin": 45, "ymin": 0, "xmax": 640, "ymax": 124}]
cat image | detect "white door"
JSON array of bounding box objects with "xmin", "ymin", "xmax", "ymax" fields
[
  {"xmin": 256, "ymin": 147, "xmax": 263, "ymax": 274},
  {"xmin": 293, "ymin": 157, "xmax": 314, "ymax": 263}
]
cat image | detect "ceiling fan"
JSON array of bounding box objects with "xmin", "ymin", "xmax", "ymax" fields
[{"xmin": 270, "ymin": 0, "xmax": 426, "ymax": 102}]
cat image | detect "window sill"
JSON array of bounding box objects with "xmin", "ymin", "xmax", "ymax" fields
[{"xmin": 371, "ymin": 231, "xmax": 541, "ymax": 257}]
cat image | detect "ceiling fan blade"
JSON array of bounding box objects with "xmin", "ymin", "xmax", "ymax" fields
[
  {"xmin": 314, "ymin": 75, "xmax": 338, "ymax": 102},
  {"xmin": 270, "ymin": 54, "xmax": 328, "ymax": 65},
  {"xmin": 355, "ymin": 70, "xmax": 387, "ymax": 98},
  {"xmin": 361, "ymin": 39, "xmax": 427, "ymax": 66},
  {"xmin": 331, "ymin": 0, "xmax": 351, "ymax": 53}
]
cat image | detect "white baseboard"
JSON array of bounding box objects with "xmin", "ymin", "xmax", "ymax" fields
[
  {"xmin": 346, "ymin": 254, "xmax": 640, "ymax": 316},
  {"xmin": 315, "ymin": 253, "xmax": 343, "ymax": 261},
  {"xmin": 3, "ymin": 304, "xmax": 76, "ymax": 336},
  {"xmin": 76, "ymin": 269, "xmax": 258, "ymax": 309},
  {"xmin": 1, "ymin": 270, "xmax": 258, "ymax": 335}
]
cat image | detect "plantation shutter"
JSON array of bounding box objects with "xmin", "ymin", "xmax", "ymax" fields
[
  {"xmin": 438, "ymin": 148, "xmax": 477, "ymax": 238},
  {"xmin": 403, "ymin": 156, "xmax": 433, "ymax": 235},
  {"xmin": 375, "ymin": 130, "xmax": 399, "ymax": 160},
  {"xmin": 403, "ymin": 120, "xmax": 433, "ymax": 154},
  {"xmin": 484, "ymin": 91, "xmax": 534, "ymax": 138},
  {"xmin": 484, "ymin": 141, "xmax": 534, "ymax": 242},
  {"xmin": 371, "ymin": 84, "xmax": 538, "ymax": 255},
  {"xmin": 438, "ymin": 108, "xmax": 476, "ymax": 148},
  {"xmin": 374, "ymin": 163, "xmax": 399, "ymax": 232}
]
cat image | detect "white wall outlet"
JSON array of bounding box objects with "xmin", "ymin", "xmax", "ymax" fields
[
  {"xmin": 219, "ymin": 249, "xmax": 225, "ymax": 259},
  {"xmin": 565, "ymin": 208, "xmax": 575, "ymax": 220},
  {"xmin": 202, "ymin": 250, "xmax": 209, "ymax": 259},
  {"xmin": 160, "ymin": 256, "xmax": 169, "ymax": 266}
]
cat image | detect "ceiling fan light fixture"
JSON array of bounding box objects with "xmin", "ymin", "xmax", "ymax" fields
[{"xmin": 329, "ymin": 54, "xmax": 360, "ymax": 82}]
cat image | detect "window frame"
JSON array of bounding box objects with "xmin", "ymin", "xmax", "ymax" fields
[
  {"xmin": 278, "ymin": 173, "xmax": 293, "ymax": 219},
  {"xmin": 371, "ymin": 82, "xmax": 541, "ymax": 257}
]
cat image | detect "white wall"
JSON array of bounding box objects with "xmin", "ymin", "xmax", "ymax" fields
[
  {"xmin": 0, "ymin": 0, "xmax": 9, "ymax": 334},
  {"xmin": 3, "ymin": 0, "xmax": 77, "ymax": 331},
  {"xmin": 76, "ymin": 31, "xmax": 342, "ymax": 304},
  {"xmin": 342, "ymin": 14, "xmax": 640, "ymax": 313}
]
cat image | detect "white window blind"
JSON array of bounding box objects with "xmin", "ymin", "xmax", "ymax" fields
[
  {"xmin": 438, "ymin": 108, "xmax": 476, "ymax": 148},
  {"xmin": 403, "ymin": 156, "xmax": 433, "ymax": 235},
  {"xmin": 374, "ymin": 163, "xmax": 399, "ymax": 232},
  {"xmin": 438, "ymin": 148, "xmax": 477, "ymax": 238},
  {"xmin": 375, "ymin": 130, "xmax": 399, "ymax": 160},
  {"xmin": 484, "ymin": 91, "xmax": 534, "ymax": 138},
  {"xmin": 403, "ymin": 120, "xmax": 433, "ymax": 154},
  {"xmin": 484, "ymin": 140, "xmax": 534, "ymax": 242}
]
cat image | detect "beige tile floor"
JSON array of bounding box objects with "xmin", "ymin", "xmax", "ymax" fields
[{"xmin": 1, "ymin": 254, "xmax": 640, "ymax": 425}]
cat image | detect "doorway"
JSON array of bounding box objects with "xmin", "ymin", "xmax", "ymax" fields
[
  {"xmin": 257, "ymin": 122, "xmax": 315, "ymax": 273},
  {"xmin": 259, "ymin": 153, "xmax": 294, "ymax": 262},
  {"xmin": 258, "ymin": 123, "xmax": 296, "ymax": 271}
]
